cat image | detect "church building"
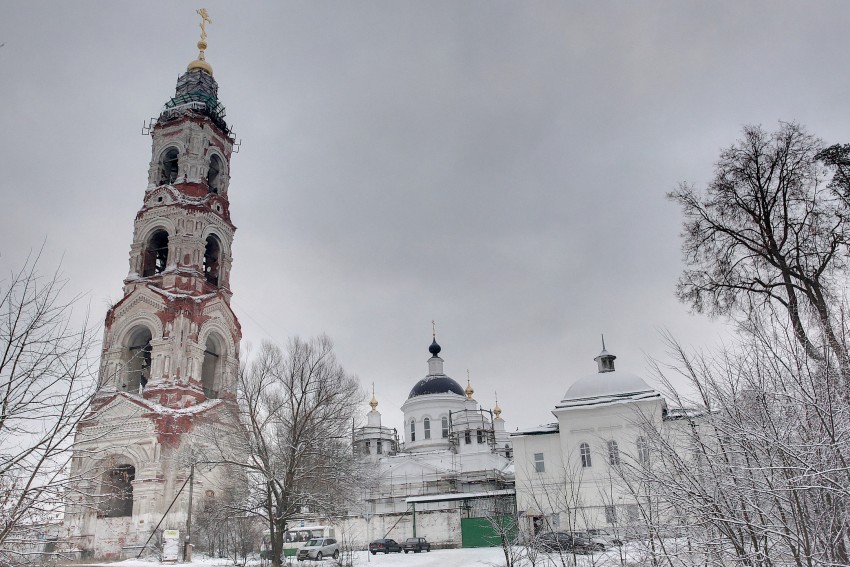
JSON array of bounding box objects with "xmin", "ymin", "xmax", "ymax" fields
[
  {"xmin": 350, "ymin": 335, "xmax": 515, "ymax": 547},
  {"xmin": 64, "ymin": 19, "xmax": 241, "ymax": 559}
]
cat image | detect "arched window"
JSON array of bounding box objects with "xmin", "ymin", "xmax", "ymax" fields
[
  {"xmin": 201, "ymin": 334, "xmax": 222, "ymax": 399},
  {"xmin": 608, "ymin": 440, "xmax": 620, "ymax": 466},
  {"xmin": 142, "ymin": 230, "xmax": 169, "ymax": 277},
  {"xmin": 99, "ymin": 464, "xmax": 135, "ymax": 517},
  {"xmin": 580, "ymin": 442, "xmax": 592, "ymax": 468},
  {"xmin": 441, "ymin": 416, "xmax": 449, "ymax": 438},
  {"xmin": 423, "ymin": 417, "xmax": 431, "ymax": 439},
  {"xmin": 204, "ymin": 235, "xmax": 221, "ymax": 285},
  {"xmin": 637, "ymin": 436, "xmax": 650, "ymax": 465},
  {"xmin": 409, "ymin": 419, "xmax": 416, "ymax": 442},
  {"xmin": 124, "ymin": 327, "xmax": 152, "ymax": 393},
  {"xmin": 208, "ymin": 154, "xmax": 223, "ymax": 193},
  {"xmin": 159, "ymin": 147, "xmax": 179, "ymax": 185}
]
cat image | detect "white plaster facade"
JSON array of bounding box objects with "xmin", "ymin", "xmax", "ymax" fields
[{"xmin": 511, "ymin": 348, "xmax": 667, "ymax": 536}]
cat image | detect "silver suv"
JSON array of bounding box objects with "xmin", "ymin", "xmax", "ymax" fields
[{"xmin": 297, "ymin": 537, "xmax": 339, "ymax": 561}]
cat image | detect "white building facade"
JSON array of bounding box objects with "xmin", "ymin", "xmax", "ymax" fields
[{"xmin": 511, "ymin": 347, "xmax": 668, "ymax": 537}]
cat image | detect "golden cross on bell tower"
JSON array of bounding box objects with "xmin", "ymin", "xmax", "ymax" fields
[
  {"xmin": 431, "ymin": 320, "xmax": 436, "ymax": 339},
  {"xmin": 188, "ymin": 8, "xmax": 214, "ymax": 75},
  {"xmin": 197, "ymin": 8, "xmax": 212, "ymax": 41}
]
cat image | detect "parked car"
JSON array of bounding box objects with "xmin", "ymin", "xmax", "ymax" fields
[
  {"xmin": 297, "ymin": 537, "xmax": 339, "ymax": 561},
  {"xmin": 402, "ymin": 536, "xmax": 431, "ymax": 553},
  {"xmin": 536, "ymin": 531, "xmax": 595, "ymax": 554},
  {"xmin": 585, "ymin": 528, "xmax": 623, "ymax": 548},
  {"xmin": 368, "ymin": 538, "xmax": 403, "ymax": 554}
]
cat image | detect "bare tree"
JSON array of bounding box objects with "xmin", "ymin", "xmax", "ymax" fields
[
  {"xmin": 628, "ymin": 320, "xmax": 850, "ymax": 567},
  {"xmin": 0, "ymin": 253, "xmax": 98, "ymax": 565},
  {"xmin": 218, "ymin": 336, "xmax": 363, "ymax": 567},
  {"xmin": 661, "ymin": 122, "xmax": 850, "ymax": 566},
  {"xmin": 668, "ymin": 122, "xmax": 849, "ymax": 371}
]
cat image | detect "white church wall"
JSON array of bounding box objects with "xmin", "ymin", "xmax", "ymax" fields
[{"xmin": 513, "ymin": 394, "xmax": 667, "ymax": 533}]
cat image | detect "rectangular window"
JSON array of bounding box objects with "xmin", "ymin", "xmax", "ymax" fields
[
  {"xmin": 464, "ymin": 430, "xmax": 471, "ymax": 444},
  {"xmin": 476, "ymin": 430, "xmax": 484, "ymax": 444},
  {"xmin": 441, "ymin": 417, "xmax": 449, "ymax": 438},
  {"xmin": 637, "ymin": 437, "xmax": 650, "ymax": 465},
  {"xmin": 424, "ymin": 418, "xmax": 431, "ymax": 440},
  {"xmin": 608, "ymin": 440, "xmax": 620, "ymax": 465},
  {"xmin": 627, "ymin": 504, "xmax": 640, "ymax": 523},
  {"xmin": 376, "ymin": 440, "xmax": 382, "ymax": 455},
  {"xmin": 605, "ymin": 505, "xmax": 617, "ymax": 524},
  {"xmin": 534, "ymin": 452, "xmax": 545, "ymax": 473}
]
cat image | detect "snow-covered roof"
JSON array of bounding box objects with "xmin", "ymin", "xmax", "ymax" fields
[
  {"xmin": 556, "ymin": 347, "xmax": 662, "ymax": 410},
  {"xmin": 511, "ymin": 422, "xmax": 559, "ymax": 436},
  {"xmin": 406, "ymin": 488, "xmax": 515, "ymax": 504}
]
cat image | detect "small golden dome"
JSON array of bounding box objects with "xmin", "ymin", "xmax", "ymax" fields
[
  {"xmin": 369, "ymin": 384, "xmax": 378, "ymax": 411},
  {"xmin": 465, "ymin": 373, "xmax": 474, "ymax": 400},
  {"xmin": 494, "ymin": 393, "xmax": 502, "ymax": 418}
]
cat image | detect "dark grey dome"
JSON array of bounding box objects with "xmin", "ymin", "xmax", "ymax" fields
[
  {"xmin": 408, "ymin": 375, "xmax": 465, "ymax": 399},
  {"xmin": 429, "ymin": 338, "xmax": 441, "ymax": 355}
]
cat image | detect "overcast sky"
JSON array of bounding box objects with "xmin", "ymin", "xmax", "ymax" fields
[{"xmin": 2, "ymin": 2, "xmax": 849, "ymax": 432}]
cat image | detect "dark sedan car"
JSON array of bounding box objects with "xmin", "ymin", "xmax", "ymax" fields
[
  {"xmin": 402, "ymin": 537, "xmax": 431, "ymax": 553},
  {"xmin": 369, "ymin": 538, "xmax": 403, "ymax": 554},
  {"xmin": 536, "ymin": 531, "xmax": 595, "ymax": 554}
]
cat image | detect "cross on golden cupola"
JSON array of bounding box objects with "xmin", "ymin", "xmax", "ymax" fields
[{"xmin": 187, "ymin": 8, "xmax": 214, "ymax": 75}]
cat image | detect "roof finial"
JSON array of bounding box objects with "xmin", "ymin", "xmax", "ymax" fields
[
  {"xmin": 594, "ymin": 338, "xmax": 617, "ymax": 373},
  {"xmin": 493, "ymin": 391, "xmax": 502, "ymax": 418},
  {"xmin": 187, "ymin": 8, "xmax": 214, "ymax": 76},
  {"xmin": 428, "ymin": 321, "xmax": 441, "ymax": 356},
  {"xmin": 465, "ymin": 369, "xmax": 474, "ymax": 400},
  {"xmin": 369, "ymin": 382, "xmax": 378, "ymax": 411}
]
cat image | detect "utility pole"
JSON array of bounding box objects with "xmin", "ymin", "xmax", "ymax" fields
[{"xmin": 184, "ymin": 461, "xmax": 195, "ymax": 562}]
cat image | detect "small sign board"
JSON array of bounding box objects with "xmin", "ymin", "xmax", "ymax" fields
[{"xmin": 162, "ymin": 529, "xmax": 180, "ymax": 562}]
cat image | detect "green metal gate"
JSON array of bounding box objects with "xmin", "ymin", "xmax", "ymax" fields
[{"xmin": 460, "ymin": 516, "xmax": 517, "ymax": 548}]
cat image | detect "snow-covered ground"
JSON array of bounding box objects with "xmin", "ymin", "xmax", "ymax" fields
[{"xmin": 71, "ymin": 545, "xmax": 641, "ymax": 567}]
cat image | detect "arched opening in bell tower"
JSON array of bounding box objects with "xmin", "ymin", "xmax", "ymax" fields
[
  {"xmin": 201, "ymin": 334, "xmax": 222, "ymax": 399},
  {"xmin": 204, "ymin": 235, "xmax": 221, "ymax": 285},
  {"xmin": 208, "ymin": 154, "xmax": 223, "ymax": 194},
  {"xmin": 98, "ymin": 463, "xmax": 135, "ymax": 518},
  {"xmin": 124, "ymin": 327, "xmax": 152, "ymax": 393},
  {"xmin": 142, "ymin": 230, "xmax": 170, "ymax": 277},
  {"xmin": 159, "ymin": 147, "xmax": 180, "ymax": 185}
]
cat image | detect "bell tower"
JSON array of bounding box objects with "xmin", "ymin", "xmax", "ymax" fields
[
  {"xmin": 66, "ymin": 14, "xmax": 243, "ymax": 559},
  {"xmin": 100, "ymin": 11, "xmax": 240, "ymax": 408}
]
